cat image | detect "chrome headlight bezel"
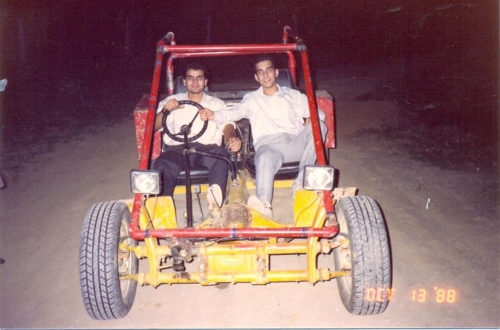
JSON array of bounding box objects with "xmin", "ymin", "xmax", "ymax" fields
[
  {"xmin": 303, "ymin": 165, "xmax": 335, "ymax": 191},
  {"xmin": 130, "ymin": 170, "xmax": 161, "ymax": 195}
]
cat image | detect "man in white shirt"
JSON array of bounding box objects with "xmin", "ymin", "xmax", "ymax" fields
[
  {"xmin": 153, "ymin": 63, "xmax": 241, "ymax": 209},
  {"xmin": 200, "ymin": 56, "xmax": 326, "ymax": 218}
]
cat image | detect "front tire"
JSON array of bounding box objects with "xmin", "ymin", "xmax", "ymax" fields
[
  {"xmin": 333, "ymin": 196, "xmax": 392, "ymax": 315},
  {"xmin": 79, "ymin": 201, "xmax": 138, "ymax": 320}
]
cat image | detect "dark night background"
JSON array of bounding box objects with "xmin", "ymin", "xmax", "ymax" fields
[{"xmin": 0, "ymin": 0, "xmax": 498, "ymax": 173}]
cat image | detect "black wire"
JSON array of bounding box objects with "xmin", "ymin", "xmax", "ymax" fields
[
  {"xmin": 195, "ymin": 189, "xmax": 204, "ymax": 222},
  {"xmin": 208, "ymin": 186, "xmax": 223, "ymax": 209}
]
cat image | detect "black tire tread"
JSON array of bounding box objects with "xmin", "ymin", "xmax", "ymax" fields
[
  {"xmin": 79, "ymin": 201, "xmax": 137, "ymax": 320},
  {"xmin": 335, "ymin": 196, "xmax": 392, "ymax": 315}
]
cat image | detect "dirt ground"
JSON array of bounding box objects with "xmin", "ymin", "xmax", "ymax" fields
[{"xmin": 0, "ymin": 65, "xmax": 498, "ymax": 328}]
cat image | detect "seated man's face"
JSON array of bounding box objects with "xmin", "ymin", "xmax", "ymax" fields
[
  {"xmin": 184, "ymin": 69, "xmax": 207, "ymax": 94},
  {"xmin": 254, "ymin": 60, "xmax": 278, "ymax": 89}
]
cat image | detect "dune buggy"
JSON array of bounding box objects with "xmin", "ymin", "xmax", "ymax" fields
[{"xmin": 79, "ymin": 26, "xmax": 392, "ymax": 320}]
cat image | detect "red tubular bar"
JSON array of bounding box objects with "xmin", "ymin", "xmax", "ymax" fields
[
  {"xmin": 300, "ymin": 51, "xmax": 335, "ymax": 214},
  {"xmin": 130, "ymin": 35, "xmax": 170, "ymax": 236},
  {"xmin": 301, "ymin": 53, "xmax": 325, "ymax": 166},
  {"xmin": 287, "ymin": 51, "xmax": 297, "ymax": 87},
  {"xmin": 166, "ymin": 54, "xmax": 176, "ymax": 95},
  {"xmin": 167, "ymin": 50, "xmax": 295, "ymax": 58},
  {"xmin": 130, "ymin": 225, "xmax": 339, "ymax": 240},
  {"xmin": 165, "ymin": 50, "xmax": 297, "ymax": 91},
  {"xmin": 282, "ymin": 28, "xmax": 288, "ymax": 43},
  {"xmin": 139, "ymin": 44, "xmax": 166, "ymax": 169},
  {"xmin": 130, "ymin": 193, "xmax": 143, "ymax": 237},
  {"xmin": 162, "ymin": 43, "xmax": 298, "ymax": 53}
]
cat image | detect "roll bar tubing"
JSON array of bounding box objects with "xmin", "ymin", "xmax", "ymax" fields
[
  {"xmin": 166, "ymin": 50, "xmax": 297, "ymax": 95},
  {"xmin": 130, "ymin": 27, "xmax": 334, "ymax": 240}
]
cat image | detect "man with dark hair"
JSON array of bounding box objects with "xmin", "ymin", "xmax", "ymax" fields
[
  {"xmin": 153, "ymin": 63, "xmax": 241, "ymax": 210},
  {"xmin": 253, "ymin": 55, "xmax": 276, "ymax": 73},
  {"xmin": 200, "ymin": 56, "xmax": 326, "ymax": 218}
]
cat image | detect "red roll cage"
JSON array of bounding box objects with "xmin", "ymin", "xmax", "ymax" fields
[{"xmin": 129, "ymin": 26, "xmax": 337, "ymax": 240}]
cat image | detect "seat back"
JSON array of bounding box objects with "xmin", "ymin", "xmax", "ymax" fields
[
  {"xmin": 173, "ymin": 76, "xmax": 185, "ymax": 94},
  {"xmin": 276, "ymin": 69, "xmax": 295, "ymax": 89}
]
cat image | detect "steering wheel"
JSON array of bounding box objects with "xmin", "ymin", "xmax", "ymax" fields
[{"xmin": 162, "ymin": 100, "xmax": 208, "ymax": 143}]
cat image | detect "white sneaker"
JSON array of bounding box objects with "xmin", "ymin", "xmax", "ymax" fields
[
  {"xmin": 207, "ymin": 184, "xmax": 223, "ymax": 210},
  {"xmin": 247, "ymin": 195, "xmax": 273, "ymax": 218},
  {"xmin": 290, "ymin": 179, "xmax": 303, "ymax": 199}
]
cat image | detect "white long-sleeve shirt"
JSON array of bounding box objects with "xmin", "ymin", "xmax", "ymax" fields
[
  {"xmin": 213, "ymin": 85, "xmax": 310, "ymax": 146},
  {"xmin": 157, "ymin": 92, "xmax": 228, "ymax": 146}
]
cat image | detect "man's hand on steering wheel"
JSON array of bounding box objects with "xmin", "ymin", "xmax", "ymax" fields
[
  {"xmin": 162, "ymin": 100, "xmax": 208, "ymax": 142},
  {"xmin": 162, "ymin": 99, "xmax": 184, "ymax": 112},
  {"xmin": 199, "ymin": 109, "xmax": 215, "ymax": 121}
]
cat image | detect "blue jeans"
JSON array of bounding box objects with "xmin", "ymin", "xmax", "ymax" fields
[{"xmin": 254, "ymin": 117, "xmax": 327, "ymax": 203}]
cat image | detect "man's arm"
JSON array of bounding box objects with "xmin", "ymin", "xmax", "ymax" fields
[
  {"xmin": 222, "ymin": 123, "xmax": 242, "ymax": 152},
  {"xmin": 154, "ymin": 111, "xmax": 165, "ymax": 131},
  {"xmin": 154, "ymin": 98, "xmax": 183, "ymax": 131},
  {"xmin": 200, "ymin": 96, "xmax": 254, "ymax": 124}
]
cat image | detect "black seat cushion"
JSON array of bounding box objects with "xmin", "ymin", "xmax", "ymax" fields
[
  {"xmin": 176, "ymin": 159, "xmax": 300, "ymax": 185},
  {"xmin": 176, "ymin": 167, "xmax": 210, "ymax": 185}
]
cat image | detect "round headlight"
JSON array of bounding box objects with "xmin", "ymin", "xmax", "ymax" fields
[{"xmin": 135, "ymin": 173, "xmax": 158, "ymax": 194}]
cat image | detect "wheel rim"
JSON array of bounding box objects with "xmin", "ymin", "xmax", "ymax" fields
[
  {"xmin": 335, "ymin": 206, "xmax": 352, "ymax": 293},
  {"xmin": 118, "ymin": 216, "xmax": 135, "ymax": 297}
]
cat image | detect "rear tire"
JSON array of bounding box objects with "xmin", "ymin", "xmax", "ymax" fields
[
  {"xmin": 333, "ymin": 196, "xmax": 392, "ymax": 315},
  {"xmin": 79, "ymin": 201, "xmax": 138, "ymax": 320}
]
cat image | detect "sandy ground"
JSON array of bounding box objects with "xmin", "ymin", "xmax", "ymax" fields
[{"xmin": 0, "ymin": 73, "xmax": 498, "ymax": 328}]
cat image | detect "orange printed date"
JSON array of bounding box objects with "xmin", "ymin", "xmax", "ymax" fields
[
  {"xmin": 412, "ymin": 287, "xmax": 457, "ymax": 303},
  {"xmin": 365, "ymin": 288, "xmax": 394, "ymax": 301}
]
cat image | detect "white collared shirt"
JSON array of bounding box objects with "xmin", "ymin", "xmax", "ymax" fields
[
  {"xmin": 157, "ymin": 93, "xmax": 228, "ymax": 146},
  {"xmin": 213, "ymin": 85, "xmax": 309, "ymax": 146}
]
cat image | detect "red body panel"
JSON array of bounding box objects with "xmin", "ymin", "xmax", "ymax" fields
[{"xmin": 134, "ymin": 94, "xmax": 162, "ymax": 161}]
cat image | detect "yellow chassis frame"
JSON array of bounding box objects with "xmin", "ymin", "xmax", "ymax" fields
[{"xmin": 121, "ymin": 177, "xmax": 355, "ymax": 288}]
